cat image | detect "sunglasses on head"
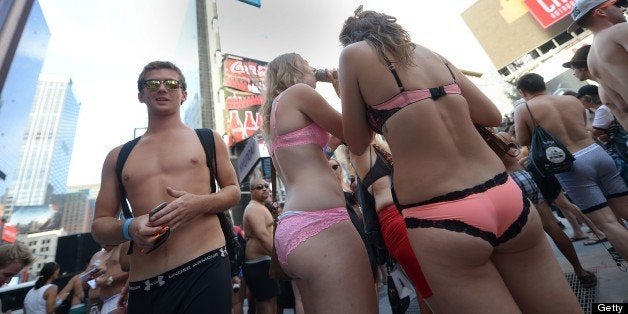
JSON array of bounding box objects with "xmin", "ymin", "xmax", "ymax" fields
[
  {"xmin": 253, "ymin": 183, "xmax": 269, "ymax": 190},
  {"xmin": 331, "ymin": 164, "xmax": 339, "ymax": 170},
  {"xmin": 142, "ymin": 79, "xmax": 182, "ymax": 91}
]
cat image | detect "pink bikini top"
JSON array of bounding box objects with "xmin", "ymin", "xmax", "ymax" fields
[{"xmin": 269, "ymin": 94, "xmax": 330, "ymax": 156}]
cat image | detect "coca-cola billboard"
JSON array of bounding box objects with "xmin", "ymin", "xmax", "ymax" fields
[
  {"xmin": 523, "ymin": 0, "xmax": 575, "ymax": 29},
  {"xmin": 222, "ymin": 55, "xmax": 268, "ymax": 147}
]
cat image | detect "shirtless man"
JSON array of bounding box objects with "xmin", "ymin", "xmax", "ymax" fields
[
  {"xmin": 514, "ymin": 73, "xmax": 628, "ymax": 262},
  {"xmin": 242, "ymin": 177, "xmax": 279, "ymax": 314},
  {"xmin": 568, "ymin": 0, "xmax": 628, "ymax": 127},
  {"xmin": 94, "ymin": 244, "xmax": 128, "ymax": 314},
  {"xmin": 85, "ymin": 246, "xmax": 111, "ymax": 312},
  {"xmin": 91, "ymin": 61, "xmax": 240, "ymax": 314}
]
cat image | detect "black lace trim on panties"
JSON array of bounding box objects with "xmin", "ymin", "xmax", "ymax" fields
[
  {"xmin": 397, "ymin": 172, "xmax": 509, "ymax": 209},
  {"xmin": 404, "ymin": 196, "xmax": 530, "ymax": 247}
]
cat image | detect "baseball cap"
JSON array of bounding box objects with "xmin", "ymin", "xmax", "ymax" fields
[
  {"xmin": 576, "ymin": 84, "xmax": 598, "ymax": 99},
  {"xmin": 562, "ymin": 45, "xmax": 591, "ymax": 68},
  {"xmin": 567, "ymin": 0, "xmax": 617, "ymax": 33}
]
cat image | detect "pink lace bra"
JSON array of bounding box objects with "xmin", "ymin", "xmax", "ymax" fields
[{"xmin": 269, "ymin": 94, "xmax": 330, "ymax": 156}]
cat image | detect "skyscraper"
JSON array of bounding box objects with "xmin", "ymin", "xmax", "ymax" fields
[
  {"xmin": 0, "ymin": 1, "xmax": 50, "ymax": 197},
  {"xmin": 3, "ymin": 74, "xmax": 80, "ymax": 218}
]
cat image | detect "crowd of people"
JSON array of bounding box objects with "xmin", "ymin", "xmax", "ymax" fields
[{"xmin": 0, "ymin": 1, "xmax": 611, "ymax": 313}]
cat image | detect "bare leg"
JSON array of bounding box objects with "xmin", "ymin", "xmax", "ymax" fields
[
  {"xmin": 553, "ymin": 194, "xmax": 588, "ymax": 238},
  {"xmin": 290, "ymin": 281, "xmax": 304, "ymax": 314},
  {"xmin": 407, "ymin": 229, "xmax": 520, "ymax": 313},
  {"xmin": 533, "ymin": 201, "xmax": 594, "ymax": 285},
  {"xmin": 607, "ymin": 195, "xmax": 628, "ymax": 221},
  {"xmin": 553, "ymin": 193, "xmax": 606, "ymax": 239},
  {"xmin": 586, "ymin": 207, "xmax": 628, "ymax": 260},
  {"xmin": 255, "ymin": 298, "xmax": 276, "ymax": 314},
  {"xmin": 492, "ymin": 207, "xmax": 582, "ymax": 313},
  {"xmin": 286, "ymin": 221, "xmax": 378, "ymax": 313}
]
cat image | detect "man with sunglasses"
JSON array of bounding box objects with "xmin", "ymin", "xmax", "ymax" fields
[
  {"xmin": 568, "ymin": 0, "xmax": 628, "ymax": 128},
  {"xmin": 242, "ymin": 177, "xmax": 279, "ymax": 314},
  {"xmin": 92, "ymin": 61, "xmax": 241, "ymax": 314}
]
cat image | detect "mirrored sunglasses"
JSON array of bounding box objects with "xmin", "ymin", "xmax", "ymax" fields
[
  {"xmin": 253, "ymin": 184, "xmax": 270, "ymax": 190},
  {"xmin": 142, "ymin": 79, "xmax": 182, "ymax": 91}
]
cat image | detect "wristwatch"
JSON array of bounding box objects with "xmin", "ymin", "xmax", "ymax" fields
[{"xmin": 106, "ymin": 276, "xmax": 114, "ymax": 286}]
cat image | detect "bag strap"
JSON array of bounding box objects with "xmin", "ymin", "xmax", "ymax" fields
[
  {"xmin": 194, "ymin": 128, "xmax": 239, "ymax": 257},
  {"xmin": 524, "ymin": 101, "xmax": 540, "ymax": 127},
  {"xmin": 115, "ymin": 136, "xmax": 141, "ymax": 219},
  {"xmin": 195, "ymin": 128, "xmax": 217, "ymax": 193}
]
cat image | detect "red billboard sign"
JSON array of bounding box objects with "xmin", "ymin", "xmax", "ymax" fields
[
  {"xmin": 222, "ymin": 55, "xmax": 268, "ymax": 147},
  {"xmin": 2, "ymin": 224, "xmax": 17, "ymax": 243},
  {"xmin": 523, "ymin": 0, "xmax": 575, "ymax": 28}
]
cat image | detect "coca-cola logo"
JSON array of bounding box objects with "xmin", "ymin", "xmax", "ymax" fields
[{"xmin": 227, "ymin": 59, "xmax": 267, "ymax": 78}]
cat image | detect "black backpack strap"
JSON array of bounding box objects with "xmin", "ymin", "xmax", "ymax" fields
[
  {"xmin": 116, "ymin": 137, "xmax": 141, "ymax": 219},
  {"xmin": 195, "ymin": 128, "xmax": 217, "ymax": 193},
  {"xmin": 524, "ymin": 101, "xmax": 540, "ymax": 127},
  {"xmin": 194, "ymin": 128, "xmax": 240, "ymax": 276}
]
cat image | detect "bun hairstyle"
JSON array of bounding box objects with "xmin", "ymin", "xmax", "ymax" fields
[
  {"xmin": 35, "ymin": 262, "xmax": 59, "ymax": 289},
  {"xmin": 339, "ymin": 6, "xmax": 416, "ymax": 67}
]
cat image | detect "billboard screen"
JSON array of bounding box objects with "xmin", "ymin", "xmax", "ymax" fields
[{"xmin": 222, "ymin": 55, "xmax": 268, "ymax": 147}]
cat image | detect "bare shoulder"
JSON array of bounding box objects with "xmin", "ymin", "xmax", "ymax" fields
[{"xmin": 340, "ymin": 41, "xmax": 372, "ymax": 63}]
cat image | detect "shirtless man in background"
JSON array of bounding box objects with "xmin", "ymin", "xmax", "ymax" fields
[
  {"xmin": 514, "ymin": 73, "xmax": 628, "ymax": 262},
  {"xmin": 242, "ymin": 177, "xmax": 279, "ymax": 314},
  {"xmin": 91, "ymin": 61, "xmax": 240, "ymax": 314},
  {"xmin": 568, "ymin": 0, "xmax": 628, "ymax": 127},
  {"xmin": 94, "ymin": 244, "xmax": 128, "ymax": 314}
]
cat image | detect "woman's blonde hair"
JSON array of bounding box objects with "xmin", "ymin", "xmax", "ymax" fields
[
  {"xmin": 260, "ymin": 53, "xmax": 308, "ymax": 136},
  {"xmin": 339, "ymin": 6, "xmax": 416, "ymax": 68}
]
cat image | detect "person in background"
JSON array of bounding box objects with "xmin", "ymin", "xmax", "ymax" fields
[
  {"xmin": 509, "ymin": 124, "xmax": 608, "ymax": 245},
  {"xmin": 23, "ymin": 262, "xmax": 68, "ymax": 314},
  {"xmin": 0, "ymin": 242, "xmax": 35, "ymax": 314},
  {"xmin": 577, "ymin": 84, "xmax": 628, "ymax": 185},
  {"xmin": 494, "ymin": 131, "xmax": 597, "ymax": 288},
  {"xmin": 93, "ymin": 244, "xmax": 128, "ymax": 314},
  {"xmin": 348, "ymin": 138, "xmax": 433, "ymax": 314},
  {"xmin": 0, "ymin": 242, "xmax": 34, "ymax": 286},
  {"xmin": 260, "ymin": 52, "xmax": 377, "ymax": 313},
  {"xmin": 568, "ymin": 0, "xmax": 628, "ymax": 128},
  {"xmin": 339, "ymin": 7, "xmax": 581, "ymax": 313},
  {"xmin": 514, "ymin": 72, "xmax": 628, "ymax": 262},
  {"xmin": 242, "ymin": 177, "xmax": 279, "ymax": 314}
]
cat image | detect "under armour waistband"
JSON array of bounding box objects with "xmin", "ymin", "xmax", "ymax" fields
[{"xmin": 128, "ymin": 246, "xmax": 227, "ymax": 291}]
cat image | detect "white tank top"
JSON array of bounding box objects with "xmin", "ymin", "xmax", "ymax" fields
[{"xmin": 23, "ymin": 283, "xmax": 53, "ymax": 314}]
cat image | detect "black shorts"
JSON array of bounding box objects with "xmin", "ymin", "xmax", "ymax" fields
[
  {"xmin": 127, "ymin": 247, "xmax": 231, "ymax": 314},
  {"xmin": 243, "ymin": 257, "xmax": 280, "ymax": 302},
  {"xmin": 527, "ymin": 163, "xmax": 562, "ymax": 204}
]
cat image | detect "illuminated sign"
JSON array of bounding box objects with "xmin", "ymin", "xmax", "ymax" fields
[{"xmin": 523, "ymin": 0, "xmax": 575, "ymax": 28}]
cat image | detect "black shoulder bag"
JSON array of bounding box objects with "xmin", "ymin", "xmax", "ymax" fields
[{"xmin": 524, "ymin": 102, "xmax": 575, "ymax": 176}]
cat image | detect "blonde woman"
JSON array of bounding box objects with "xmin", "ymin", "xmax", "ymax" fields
[{"xmin": 260, "ymin": 52, "xmax": 377, "ymax": 313}]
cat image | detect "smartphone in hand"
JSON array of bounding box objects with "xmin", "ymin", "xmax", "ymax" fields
[
  {"xmin": 149, "ymin": 202, "xmax": 167, "ymax": 217},
  {"xmin": 145, "ymin": 202, "xmax": 170, "ymax": 254}
]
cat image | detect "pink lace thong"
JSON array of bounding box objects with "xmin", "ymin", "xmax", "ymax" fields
[{"xmin": 275, "ymin": 207, "xmax": 350, "ymax": 267}]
